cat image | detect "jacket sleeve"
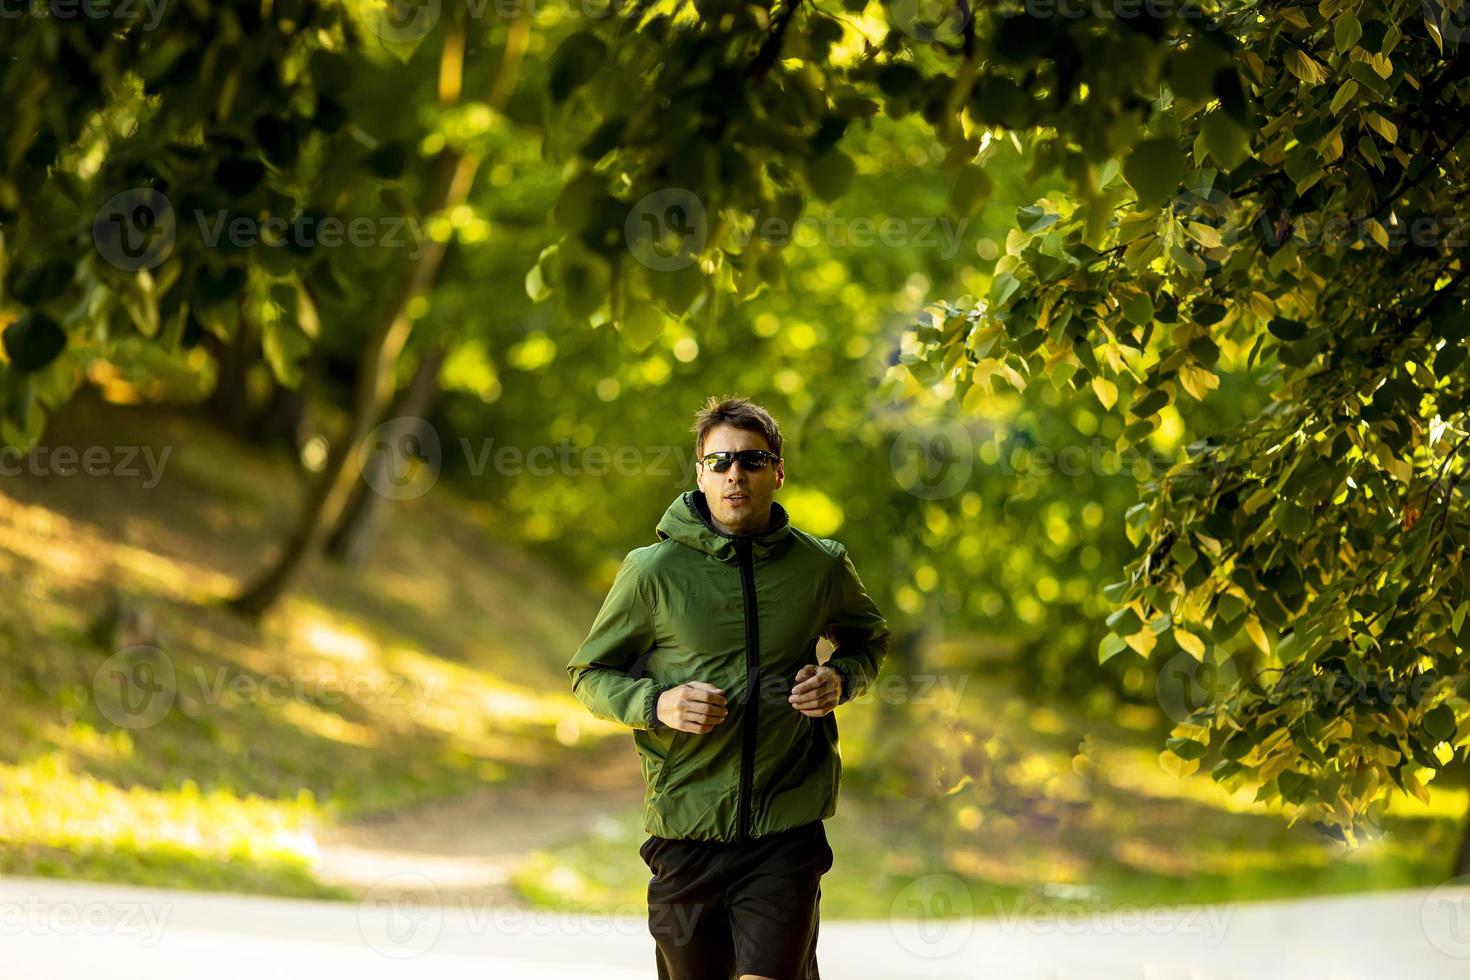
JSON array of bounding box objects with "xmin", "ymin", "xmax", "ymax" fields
[
  {"xmin": 822, "ymin": 545, "xmax": 891, "ymax": 705},
  {"xmin": 567, "ymin": 552, "xmax": 664, "ymax": 730}
]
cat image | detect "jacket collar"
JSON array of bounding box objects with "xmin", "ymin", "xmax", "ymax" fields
[{"xmin": 656, "ymin": 489, "xmax": 792, "ymax": 563}]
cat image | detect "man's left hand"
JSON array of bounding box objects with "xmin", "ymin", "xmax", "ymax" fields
[{"xmin": 789, "ymin": 664, "xmax": 841, "ymax": 717}]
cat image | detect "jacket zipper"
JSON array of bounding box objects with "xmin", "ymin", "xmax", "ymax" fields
[{"xmin": 735, "ymin": 536, "xmax": 759, "ymax": 843}]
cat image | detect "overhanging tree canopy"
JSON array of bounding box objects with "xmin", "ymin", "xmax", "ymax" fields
[{"xmin": 529, "ymin": 0, "xmax": 1470, "ymax": 845}]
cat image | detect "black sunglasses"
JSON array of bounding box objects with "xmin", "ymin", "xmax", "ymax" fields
[{"xmin": 697, "ymin": 449, "xmax": 781, "ymax": 472}]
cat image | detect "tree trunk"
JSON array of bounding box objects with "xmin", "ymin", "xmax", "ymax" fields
[
  {"xmin": 323, "ymin": 344, "xmax": 446, "ymax": 568},
  {"xmin": 223, "ymin": 15, "xmax": 528, "ymax": 619},
  {"xmin": 204, "ymin": 308, "xmax": 256, "ymax": 434},
  {"xmin": 1456, "ymin": 801, "xmax": 1470, "ymax": 877},
  {"xmin": 249, "ymin": 348, "xmax": 317, "ymax": 459}
]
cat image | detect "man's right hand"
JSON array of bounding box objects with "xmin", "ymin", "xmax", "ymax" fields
[{"xmin": 656, "ymin": 681, "xmax": 728, "ymax": 733}]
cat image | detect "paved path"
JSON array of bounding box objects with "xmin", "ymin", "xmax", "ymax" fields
[{"xmin": 4, "ymin": 875, "xmax": 1469, "ymax": 978}]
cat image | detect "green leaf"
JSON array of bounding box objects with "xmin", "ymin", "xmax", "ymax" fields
[
  {"xmin": 1016, "ymin": 204, "xmax": 1059, "ymax": 233},
  {"xmin": 647, "ymin": 264, "xmax": 706, "ymax": 316},
  {"xmin": 1166, "ymin": 736, "xmax": 1208, "ymax": 761},
  {"xmin": 1272, "ymin": 499, "xmax": 1310, "ymax": 538},
  {"xmin": 1212, "ymin": 759, "xmax": 1246, "ymax": 782},
  {"xmin": 367, "ymin": 140, "xmax": 409, "ymax": 179},
  {"xmin": 1188, "ymin": 335, "xmax": 1221, "ymax": 366},
  {"xmin": 1423, "ymin": 704, "xmax": 1457, "ymax": 742},
  {"xmin": 1329, "ymin": 79, "xmax": 1359, "ymax": 115},
  {"xmin": 1215, "ymin": 593, "xmax": 1245, "ymax": 622},
  {"xmin": 876, "ymin": 63, "xmax": 923, "ymax": 98},
  {"xmin": 1122, "ymin": 292, "xmax": 1154, "ymax": 326},
  {"xmin": 548, "ymin": 32, "xmax": 606, "ymax": 103},
  {"xmin": 261, "ymin": 320, "xmax": 310, "ymax": 389},
  {"xmin": 806, "ymin": 150, "xmax": 856, "ymax": 202},
  {"xmin": 1123, "ymin": 138, "xmax": 1185, "ymax": 207},
  {"xmin": 1098, "ymin": 632, "xmax": 1129, "ymax": 664},
  {"xmin": 552, "ymin": 173, "xmax": 605, "ymax": 234},
  {"xmin": 1131, "ymin": 387, "xmax": 1170, "ymax": 417},
  {"xmin": 1201, "ymin": 112, "xmax": 1250, "ymax": 170},
  {"xmin": 615, "ymin": 303, "xmax": 667, "ymax": 353},
  {"xmin": 1106, "ymin": 605, "xmax": 1144, "ymax": 635},
  {"xmin": 1212, "ymin": 68, "xmax": 1249, "ymax": 126},
  {"xmin": 949, "ymin": 167, "xmax": 992, "ymax": 217},
  {"xmin": 1221, "ymin": 731, "xmax": 1254, "ymax": 761},
  {"xmin": 1268, "ymin": 317, "xmax": 1308, "ymax": 341},
  {"xmin": 9, "ymin": 261, "xmax": 73, "ymax": 305},
  {"xmin": 2, "ymin": 313, "xmax": 67, "ymax": 373},
  {"xmin": 1335, "ymin": 12, "xmax": 1362, "ymax": 53},
  {"xmin": 561, "ymin": 248, "xmax": 610, "ymax": 319}
]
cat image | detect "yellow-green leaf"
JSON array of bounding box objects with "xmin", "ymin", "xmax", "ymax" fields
[
  {"xmin": 1179, "ymin": 362, "xmax": 1221, "ymax": 400},
  {"xmin": 1334, "ymin": 11, "xmax": 1362, "ymax": 52},
  {"xmin": 1244, "ymin": 615, "xmax": 1271, "ymax": 656},
  {"xmin": 1174, "ymin": 627, "xmax": 1207, "ymax": 661},
  {"xmin": 1330, "ymin": 79, "xmax": 1359, "ymax": 115},
  {"xmin": 1186, "ymin": 221, "xmax": 1224, "ymax": 248},
  {"xmin": 1365, "ymin": 112, "xmax": 1398, "ymax": 144}
]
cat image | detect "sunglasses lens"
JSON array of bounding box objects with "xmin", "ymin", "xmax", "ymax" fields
[{"xmin": 703, "ymin": 451, "xmax": 774, "ymax": 471}]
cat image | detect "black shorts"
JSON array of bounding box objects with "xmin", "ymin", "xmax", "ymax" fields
[{"xmin": 641, "ymin": 820, "xmax": 833, "ymax": 980}]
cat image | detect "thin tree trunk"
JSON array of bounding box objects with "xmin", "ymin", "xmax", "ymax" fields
[
  {"xmin": 323, "ymin": 343, "xmax": 446, "ymax": 568},
  {"xmin": 249, "ymin": 348, "xmax": 317, "ymax": 458},
  {"xmin": 1456, "ymin": 803, "xmax": 1470, "ymax": 877},
  {"xmin": 205, "ymin": 306, "xmax": 255, "ymax": 434},
  {"xmin": 224, "ymin": 15, "xmax": 527, "ymax": 618}
]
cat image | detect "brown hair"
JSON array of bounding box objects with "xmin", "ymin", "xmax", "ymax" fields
[{"xmin": 691, "ymin": 395, "xmax": 784, "ymax": 461}]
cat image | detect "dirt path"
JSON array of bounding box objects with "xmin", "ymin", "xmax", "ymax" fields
[{"xmin": 309, "ymin": 738, "xmax": 644, "ymax": 906}]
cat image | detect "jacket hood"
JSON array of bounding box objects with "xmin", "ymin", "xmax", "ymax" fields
[{"xmin": 656, "ymin": 489, "xmax": 792, "ymax": 562}]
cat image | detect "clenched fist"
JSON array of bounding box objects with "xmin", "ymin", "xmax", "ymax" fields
[
  {"xmin": 789, "ymin": 664, "xmax": 842, "ymax": 717},
  {"xmin": 657, "ymin": 681, "xmax": 728, "ymax": 734}
]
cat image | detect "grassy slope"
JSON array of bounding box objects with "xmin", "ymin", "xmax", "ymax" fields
[{"xmin": 0, "ymin": 392, "xmax": 622, "ymax": 897}]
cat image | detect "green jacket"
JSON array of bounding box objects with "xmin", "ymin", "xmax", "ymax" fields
[{"xmin": 567, "ymin": 489, "xmax": 891, "ymax": 842}]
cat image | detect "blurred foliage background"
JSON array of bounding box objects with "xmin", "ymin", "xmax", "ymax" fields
[{"xmin": 1, "ymin": 0, "xmax": 1467, "ymax": 917}]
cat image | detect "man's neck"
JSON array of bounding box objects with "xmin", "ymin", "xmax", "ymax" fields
[{"xmin": 710, "ymin": 509, "xmax": 771, "ymax": 538}]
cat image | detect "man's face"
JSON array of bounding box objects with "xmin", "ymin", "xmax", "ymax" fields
[{"xmin": 695, "ymin": 423, "xmax": 784, "ymax": 536}]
